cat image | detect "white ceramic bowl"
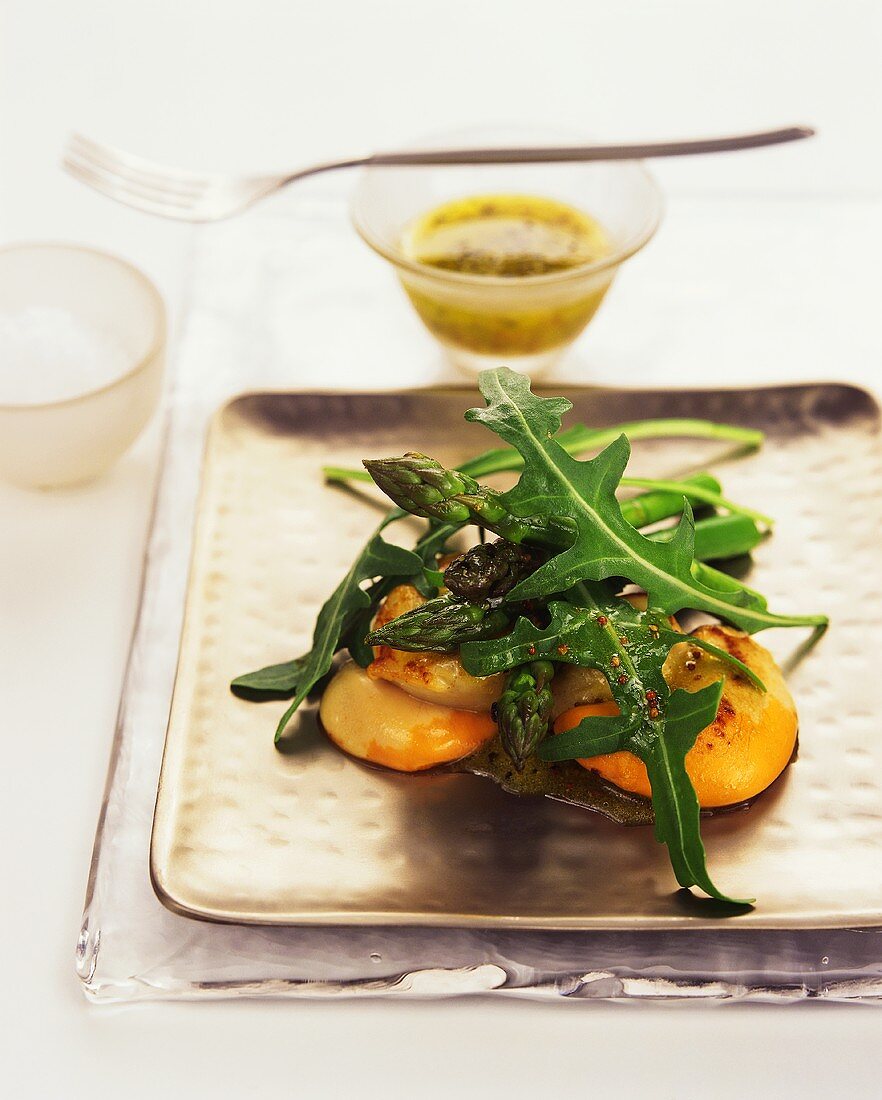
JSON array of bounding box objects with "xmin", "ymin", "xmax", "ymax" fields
[{"xmin": 0, "ymin": 244, "xmax": 166, "ymax": 489}]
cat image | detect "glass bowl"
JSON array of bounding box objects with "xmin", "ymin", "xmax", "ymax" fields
[
  {"xmin": 0, "ymin": 244, "xmax": 166, "ymax": 489},
  {"xmin": 351, "ymin": 127, "xmax": 663, "ymax": 376}
]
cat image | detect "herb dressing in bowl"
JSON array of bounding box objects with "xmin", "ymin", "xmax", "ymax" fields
[
  {"xmin": 352, "ymin": 130, "xmax": 663, "ymax": 375},
  {"xmin": 402, "ymin": 193, "xmax": 611, "ymax": 277},
  {"xmin": 399, "ymin": 192, "xmax": 615, "ymax": 362}
]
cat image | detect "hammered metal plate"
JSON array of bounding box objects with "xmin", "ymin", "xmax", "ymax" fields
[{"xmin": 150, "ymin": 385, "xmax": 882, "ymax": 928}]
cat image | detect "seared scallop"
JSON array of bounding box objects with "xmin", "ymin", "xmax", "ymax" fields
[
  {"xmin": 320, "ymin": 660, "xmax": 497, "ymax": 772},
  {"xmin": 368, "ymin": 583, "xmax": 504, "ymax": 710},
  {"xmin": 553, "ymin": 625, "xmax": 798, "ymax": 808}
]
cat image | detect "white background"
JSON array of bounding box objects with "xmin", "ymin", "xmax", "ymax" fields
[{"xmin": 2, "ymin": 1, "xmax": 881, "ymax": 1096}]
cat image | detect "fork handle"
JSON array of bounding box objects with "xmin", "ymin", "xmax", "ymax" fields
[
  {"xmin": 365, "ymin": 127, "xmax": 814, "ymax": 167},
  {"xmin": 281, "ymin": 127, "xmax": 813, "ymax": 187}
]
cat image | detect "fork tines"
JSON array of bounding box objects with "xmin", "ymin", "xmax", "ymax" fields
[{"xmin": 62, "ymin": 133, "xmax": 217, "ymax": 220}]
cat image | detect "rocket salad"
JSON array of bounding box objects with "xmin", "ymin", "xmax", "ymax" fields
[{"xmin": 232, "ymin": 368, "xmax": 826, "ymax": 906}]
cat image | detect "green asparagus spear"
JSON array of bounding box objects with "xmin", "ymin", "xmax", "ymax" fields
[
  {"xmin": 364, "ymin": 510, "xmax": 763, "ymax": 656},
  {"xmin": 648, "ymin": 512, "xmax": 762, "ymax": 561},
  {"xmin": 443, "ymin": 539, "xmax": 545, "ymax": 601},
  {"xmin": 495, "ymin": 661, "xmax": 556, "ymax": 771},
  {"xmin": 363, "ymin": 453, "xmax": 575, "ymax": 549},
  {"xmin": 621, "ymin": 473, "xmax": 722, "ymax": 527},
  {"xmin": 361, "ymin": 455, "xmax": 766, "ymax": 656},
  {"xmin": 366, "ymin": 596, "xmax": 510, "ymax": 652},
  {"xmin": 363, "ymin": 456, "xmax": 730, "ymax": 551}
]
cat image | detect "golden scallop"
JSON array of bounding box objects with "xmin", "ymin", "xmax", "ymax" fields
[
  {"xmin": 320, "ymin": 660, "xmax": 497, "ymax": 772},
  {"xmin": 368, "ymin": 583, "xmax": 504, "ymax": 710},
  {"xmin": 553, "ymin": 625, "xmax": 798, "ymax": 808}
]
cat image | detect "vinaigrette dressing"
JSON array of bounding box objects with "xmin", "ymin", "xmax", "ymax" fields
[
  {"xmin": 398, "ymin": 193, "xmax": 614, "ymax": 358},
  {"xmin": 402, "ymin": 193, "xmax": 610, "ymax": 277}
]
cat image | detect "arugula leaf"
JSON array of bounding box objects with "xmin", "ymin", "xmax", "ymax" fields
[
  {"xmin": 344, "ymin": 599, "xmax": 383, "ymax": 668},
  {"xmin": 232, "ymin": 586, "xmax": 389, "ymax": 696},
  {"xmin": 465, "ymin": 368, "xmax": 827, "ymax": 635},
  {"xmin": 462, "ymin": 593, "xmax": 754, "ymax": 904},
  {"xmin": 269, "ymin": 523, "xmax": 423, "ymax": 741},
  {"xmin": 461, "ymin": 599, "xmax": 765, "ymax": 691},
  {"xmin": 230, "ymin": 656, "xmax": 308, "ymax": 698},
  {"xmin": 642, "ymin": 681, "xmax": 734, "ymax": 901},
  {"xmin": 233, "ymin": 513, "xmax": 454, "ymax": 701}
]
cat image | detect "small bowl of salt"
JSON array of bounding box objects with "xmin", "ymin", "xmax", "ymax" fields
[{"xmin": 0, "ymin": 243, "xmax": 166, "ymax": 488}]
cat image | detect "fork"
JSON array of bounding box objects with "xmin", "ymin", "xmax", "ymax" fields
[{"xmin": 62, "ymin": 126, "xmax": 813, "ymax": 223}]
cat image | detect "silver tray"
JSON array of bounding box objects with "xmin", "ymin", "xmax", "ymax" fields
[{"xmin": 150, "ymin": 384, "xmax": 882, "ymax": 930}]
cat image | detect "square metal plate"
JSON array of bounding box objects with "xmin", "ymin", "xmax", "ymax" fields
[{"xmin": 150, "ymin": 384, "xmax": 882, "ymax": 928}]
